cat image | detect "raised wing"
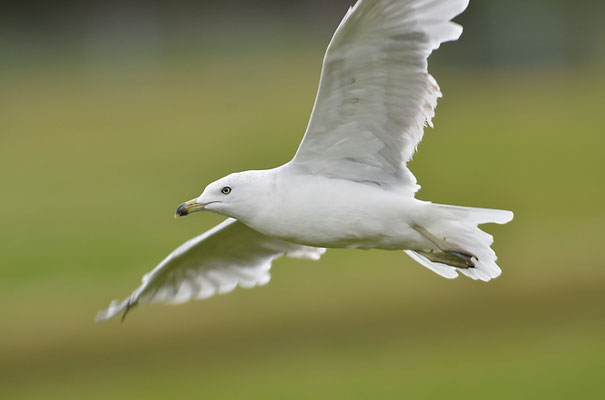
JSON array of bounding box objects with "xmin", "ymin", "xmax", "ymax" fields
[
  {"xmin": 96, "ymin": 218, "xmax": 325, "ymax": 322},
  {"xmin": 291, "ymin": 0, "xmax": 469, "ymax": 190}
]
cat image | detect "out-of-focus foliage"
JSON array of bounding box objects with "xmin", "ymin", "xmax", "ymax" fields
[
  {"xmin": 1, "ymin": 1, "xmax": 604, "ymax": 399},
  {"xmin": 2, "ymin": 0, "xmax": 604, "ymax": 68}
]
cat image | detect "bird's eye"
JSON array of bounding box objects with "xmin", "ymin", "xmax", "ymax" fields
[{"xmin": 221, "ymin": 186, "xmax": 232, "ymax": 195}]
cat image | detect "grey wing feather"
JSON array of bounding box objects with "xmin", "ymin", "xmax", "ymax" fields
[
  {"xmin": 96, "ymin": 218, "xmax": 325, "ymax": 322},
  {"xmin": 292, "ymin": 0, "xmax": 469, "ymax": 190}
]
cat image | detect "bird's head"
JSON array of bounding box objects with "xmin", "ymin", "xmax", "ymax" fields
[{"xmin": 175, "ymin": 171, "xmax": 262, "ymax": 219}]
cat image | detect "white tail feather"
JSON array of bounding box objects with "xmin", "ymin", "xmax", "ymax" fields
[{"xmin": 407, "ymin": 204, "xmax": 513, "ymax": 282}]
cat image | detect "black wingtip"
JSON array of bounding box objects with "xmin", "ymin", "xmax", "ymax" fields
[{"xmin": 120, "ymin": 300, "xmax": 137, "ymax": 324}]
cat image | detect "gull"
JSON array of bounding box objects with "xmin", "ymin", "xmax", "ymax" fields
[{"xmin": 97, "ymin": 0, "xmax": 513, "ymax": 322}]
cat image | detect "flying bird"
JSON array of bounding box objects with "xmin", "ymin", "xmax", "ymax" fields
[{"xmin": 97, "ymin": 0, "xmax": 512, "ymax": 322}]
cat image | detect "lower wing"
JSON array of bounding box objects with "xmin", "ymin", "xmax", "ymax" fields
[{"xmin": 96, "ymin": 218, "xmax": 326, "ymax": 322}]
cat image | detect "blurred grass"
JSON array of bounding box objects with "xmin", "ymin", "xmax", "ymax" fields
[{"xmin": 1, "ymin": 46, "xmax": 604, "ymax": 399}]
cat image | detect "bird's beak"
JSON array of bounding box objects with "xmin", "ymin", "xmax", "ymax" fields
[{"xmin": 175, "ymin": 198, "xmax": 205, "ymax": 218}]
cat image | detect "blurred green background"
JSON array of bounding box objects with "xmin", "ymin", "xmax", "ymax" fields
[{"xmin": 1, "ymin": 1, "xmax": 604, "ymax": 399}]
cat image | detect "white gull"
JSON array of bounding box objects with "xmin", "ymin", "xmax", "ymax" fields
[{"xmin": 97, "ymin": 0, "xmax": 513, "ymax": 322}]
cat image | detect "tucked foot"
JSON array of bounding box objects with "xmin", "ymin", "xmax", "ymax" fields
[
  {"xmin": 412, "ymin": 224, "xmax": 478, "ymax": 269},
  {"xmin": 415, "ymin": 249, "xmax": 476, "ymax": 269}
]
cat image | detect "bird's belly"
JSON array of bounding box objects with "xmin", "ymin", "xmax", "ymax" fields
[{"xmin": 246, "ymin": 194, "xmax": 426, "ymax": 250}]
